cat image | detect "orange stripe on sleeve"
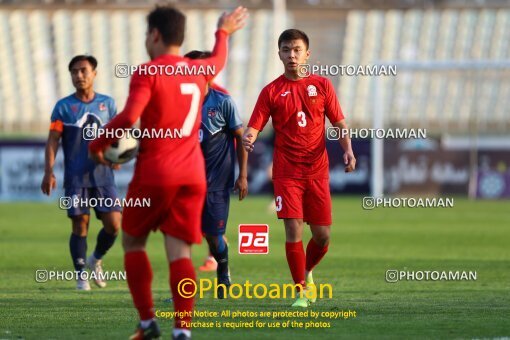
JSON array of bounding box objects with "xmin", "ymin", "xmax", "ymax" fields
[{"xmin": 49, "ymin": 120, "xmax": 63, "ymax": 132}]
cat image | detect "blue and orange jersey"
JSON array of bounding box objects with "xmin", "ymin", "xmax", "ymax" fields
[
  {"xmin": 50, "ymin": 93, "xmax": 117, "ymax": 188},
  {"xmin": 200, "ymin": 88, "xmax": 243, "ymax": 192}
]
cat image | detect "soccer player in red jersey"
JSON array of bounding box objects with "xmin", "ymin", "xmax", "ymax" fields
[
  {"xmin": 243, "ymin": 29, "xmax": 356, "ymax": 308},
  {"xmin": 88, "ymin": 5, "xmax": 248, "ymax": 340}
]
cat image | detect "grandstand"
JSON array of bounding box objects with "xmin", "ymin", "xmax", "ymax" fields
[{"xmin": 0, "ymin": 1, "xmax": 509, "ymax": 134}]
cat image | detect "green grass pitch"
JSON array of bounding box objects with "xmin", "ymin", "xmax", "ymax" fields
[{"xmin": 0, "ymin": 197, "xmax": 509, "ymax": 339}]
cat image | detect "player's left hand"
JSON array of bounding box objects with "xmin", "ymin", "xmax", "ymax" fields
[
  {"xmin": 89, "ymin": 150, "xmax": 121, "ymax": 170},
  {"xmin": 234, "ymin": 176, "xmax": 248, "ymax": 200},
  {"xmin": 344, "ymin": 151, "xmax": 356, "ymax": 173}
]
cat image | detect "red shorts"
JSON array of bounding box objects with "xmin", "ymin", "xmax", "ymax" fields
[
  {"xmin": 273, "ymin": 178, "xmax": 332, "ymax": 226},
  {"xmin": 122, "ymin": 181, "xmax": 206, "ymax": 244}
]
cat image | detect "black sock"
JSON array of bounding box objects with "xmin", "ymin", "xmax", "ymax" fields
[
  {"xmin": 212, "ymin": 244, "xmax": 229, "ymax": 279},
  {"xmin": 69, "ymin": 233, "xmax": 87, "ymax": 272},
  {"xmin": 93, "ymin": 228, "xmax": 117, "ymax": 260}
]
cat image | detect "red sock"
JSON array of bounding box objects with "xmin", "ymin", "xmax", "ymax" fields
[
  {"xmin": 285, "ymin": 241, "xmax": 306, "ymax": 290},
  {"xmin": 170, "ymin": 258, "xmax": 196, "ymax": 329},
  {"xmin": 305, "ymin": 238, "xmax": 329, "ymax": 272},
  {"xmin": 124, "ymin": 251, "xmax": 154, "ymax": 320}
]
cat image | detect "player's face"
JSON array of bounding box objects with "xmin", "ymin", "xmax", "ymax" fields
[
  {"xmin": 70, "ymin": 61, "xmax": 96, "ymax": 91},
  {"xmin": 278, "ymin": 40, "xmax": 310, "ymax": 74}
]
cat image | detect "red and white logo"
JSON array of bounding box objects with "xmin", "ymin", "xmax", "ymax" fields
[
  {"xmin": 238, "ymin": 224, "xmax": 269, "ymax": 254},
  {"xmin": 307, "ymin": 85, "xmax": 317, "ymax": 97}
]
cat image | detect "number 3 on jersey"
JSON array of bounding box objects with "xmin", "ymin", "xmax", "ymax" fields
[
  {"xmin": 275, "ymin": 196, "xmax": 283, "ymax": 212},
  {"xmin": 297, "ymin": 111, "xmax": 307, "ymax": 127}
]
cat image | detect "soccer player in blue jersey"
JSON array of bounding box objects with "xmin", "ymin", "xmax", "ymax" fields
[
  {"xmin": 41, "ymin": 55, "xmax": 121, "ymax": 291},
  {"xmin": 185, "ymin": 50, "xmax": 248, "ymax": 298}
]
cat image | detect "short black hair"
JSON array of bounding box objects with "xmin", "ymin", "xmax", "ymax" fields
[
  {"xmin": 147, "ymin": 5, "xmax": 185, "ymax": 47},
  {"xmin": 184, "ymin": 50, "xmax": 212, "ymax": 60},
  {"xmin": 278, "ymin": 29, "xmax": 309, "ymax": 50},
  {"xmin": 68, "ymin": 55, "xmax": 97, "ymax": 72}
]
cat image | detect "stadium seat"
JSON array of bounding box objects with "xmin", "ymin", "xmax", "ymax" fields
[
  {"xmin": 127, "ymin": 11, "xmax": 146, "ymax": 66},
  {"xmin": 53, "ymin": 10, "xmax": 74, "ymax": 98},
  {"xmin": 10, "ymin": 11, "xmax": 35, "ymax": 126},
  {"xmin": 90, "ymin": 11, "xmax": 111, "ymax": 96},
  {"xmin": 0, "ymin": 11, "xmax": 18, "ymax": 128},
  {"xmin": 29, "ymin": 11, "xmax": 57, "ymax": 129},
  {"xmin": 0, "ymin": 8, "xmax": 508, "ymax": 133},
  {"xmin": 245, "ymin": 10, "xmax": 271, "ymax": 112},
  {"xmin": 110, "ymin": 11, "xmax": 130, "ymax": 104}
]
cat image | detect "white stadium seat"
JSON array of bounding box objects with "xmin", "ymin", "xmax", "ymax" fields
[{"xmin": 0, "ymin": 8, "xmax": 508, "ymax": 133}]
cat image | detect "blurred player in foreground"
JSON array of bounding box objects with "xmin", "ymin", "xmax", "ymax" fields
[
  {"xmin": 89, "ymin": 6, "xmax": 248, "ymax": 340},
  {"xmin": 243, "ymin": 29, "xmax": 356, "ymax": 307},
  {"xmin": 41, "ymin": 55, "xmax": 121, "ymax": 291},
  {"xmin": 186, "ymin": 50, "xmax": 248, "ymax": 297}
]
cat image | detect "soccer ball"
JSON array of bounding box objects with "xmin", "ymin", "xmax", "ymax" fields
[{"xmin": 103, "ymin": 134, "xmax": 139, "ymax": 164}]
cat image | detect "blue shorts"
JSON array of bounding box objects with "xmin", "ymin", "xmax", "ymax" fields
[
  {"xmin": 63, "ymin": 186, "xmax": 121, "ymax": 219},
  {"xmin": 201, "ymin": 190, "xmax": 230, "ymax": 236}
]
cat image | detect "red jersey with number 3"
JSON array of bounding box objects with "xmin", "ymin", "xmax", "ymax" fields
[{"xmin": 248, "ymin": 74, "xmax": 344, "ymax": 179}]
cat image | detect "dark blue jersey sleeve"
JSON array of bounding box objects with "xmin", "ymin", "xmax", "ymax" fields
[{"xmin": 222, "ymin": 97, "xmax": 243, "ymax": 131}]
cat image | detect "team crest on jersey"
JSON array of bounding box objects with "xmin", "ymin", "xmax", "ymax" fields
[
  {"xmin": 99, "ymin": 103, "xmax": 107, "ymax": 111},
  {"xmin": 207, "ymin": 107, "xmax": 217, "ymax": 117},
  {"xmin": 307, "ymin": 85, "xmax": 317, "ymax": 97},
  {"xmin": 71, "ymin": 104, "xmax": 79, "ymax": 113}
]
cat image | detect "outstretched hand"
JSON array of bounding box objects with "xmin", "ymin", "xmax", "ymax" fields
[{"xmin": 218, "ymin": 6, "xmax": 249, "ymax": 34}]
